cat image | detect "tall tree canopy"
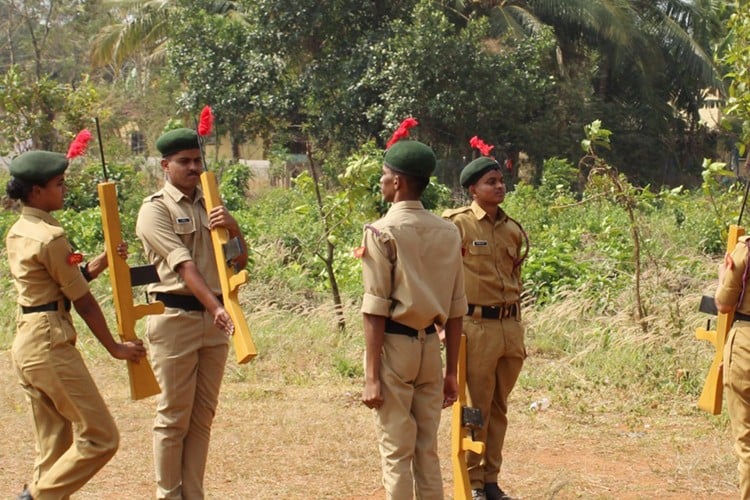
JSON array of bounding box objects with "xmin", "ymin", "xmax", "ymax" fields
[{"xmin": 66, "ymin": 1, "xmax": 735, "ymax": 186}]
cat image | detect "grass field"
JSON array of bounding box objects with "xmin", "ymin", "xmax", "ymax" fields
[{"xmin": 0, "ymin": 268, "xmax": 742, "ymax": 498}]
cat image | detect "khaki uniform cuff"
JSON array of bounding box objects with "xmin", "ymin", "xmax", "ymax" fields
[
  {"xmin": 361, "ymin": 294, "xmax": 391, "ymax": 317},
  {"xmin": 60, "ymin": 276, "xmax": 90, "ymax": 302},
  {"xmin": 716, "ymin": 286, "xmax": 739, "ymax": 308},
  {"xmin": 166, "ymin": 248, "xmax": 193, "ymax": 272},
  {"xmin": 449, "ymin": 296, "xmax": 469, "ymax": 318}
]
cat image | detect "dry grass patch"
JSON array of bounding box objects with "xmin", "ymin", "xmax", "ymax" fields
[{"xmin": 0, "ymin": 282, "xmax": 742, "ymax": 499}]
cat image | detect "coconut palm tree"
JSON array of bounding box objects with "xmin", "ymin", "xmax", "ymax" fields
[
  {"xmin": 90, "ymin": 0, "xmax": 243, "ymax": 92},
  {"xmin": 446, "ymin": 0, "xmax": 729, "ymax": 180},
  {"xmin": 470, "ymin": 0, "xmax": 726, "ymax": 100}
]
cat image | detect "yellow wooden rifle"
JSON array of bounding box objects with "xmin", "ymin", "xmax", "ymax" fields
[
  {"xmin": 199, "ymin": 171, "xmax": 257, "ymax": 363},
  {"xmin": 94, "ymin": 119, "xmax": 162, "ymax": 400},
  {"xmin": 696, "ymin": 224, "xmax": 744, "ymax": 414},
  {"xmin": 195, "ymin": 111, "xmax": 256, "ymax": 364},
  {"xmin": 451, "ymin": 334, "xmax": 485, "ymax": 499},
  {"xmin": 695, "ymin": 174, "xmax": 750, "ymax": 414}
]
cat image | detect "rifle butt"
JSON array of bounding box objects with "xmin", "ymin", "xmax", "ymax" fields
[
  {"xmin": 127, "ymin": 358, "xmax": 161, "ymax": 400},
  {"xmin": 232, "ymin": 322, "xmax": 257, "ymax": 364},
  {"xmin": 697, "ymin": 364, "xmax": 723, "ymax": 415},
  {"xmin": 451, "ymin": 402, "xmax": 471, "ymax": 500}
]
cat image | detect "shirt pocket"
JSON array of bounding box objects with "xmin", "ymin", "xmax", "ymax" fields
[
  {"xmin": 172, "ymin": 214, "xmax": 197, "ymax": 236},
  {"xmin": 501, "ymin": 245, "xmax": 518, "ymax": 278},
  {"xmin": 172, "ymin": 214, "xmax": 198, "ymax": 248},
  {"xmin": 467, "ymin": 244, "xmax": 492, "ymax": 257}
]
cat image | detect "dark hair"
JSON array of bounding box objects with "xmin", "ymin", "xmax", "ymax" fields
[{"xmin": 6, "ymin": 176, "xmax": 38, "ymax": 202}]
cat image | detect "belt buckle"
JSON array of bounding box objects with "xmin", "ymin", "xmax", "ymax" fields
[{"xmin": 470, "ymin": 306, "xmax": 483, "ymax": 320}]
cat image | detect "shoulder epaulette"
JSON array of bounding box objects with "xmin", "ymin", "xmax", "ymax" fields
[
  {"xmin": 364, "ymin": 223, "xmax": 381, "ymax": 236},
  {"xmin": 442, "ymin": 206, "xmax": 472, "ymax": 219},
  {"xmin": 144, "ymin": 192, "xmax": 165, "ymax": 203}
]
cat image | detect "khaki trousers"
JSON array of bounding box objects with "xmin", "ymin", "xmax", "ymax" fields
[
  {"xmin": 147, "ymin": 307, "xmax": 229, "ymax": 500},
  {"xmin": 725, "ymin": 321, "xmax": 750, "ymax": 499},
  {"xmin": 464, "ymin": 315, "xmax": 525, "ymax": 488},
  {"xmin": 12, "ymin": 310, "xmax": 119, "ymax": 500},
  {"xmin": 373, "ymin": 331, "xmax": 444, "ymax": 500}
]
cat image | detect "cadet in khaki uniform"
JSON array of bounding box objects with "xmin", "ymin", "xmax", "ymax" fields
[
  {"xmin": 6, "ymin": 150, "xmax": 146, "ymax": 500},
  {"xmin": 442, "ymin": 157, "xmax": 527, "ymax": 500},
  {"xmin": 360, "ymin": 138, "xmax": 467, "ymax": 499},
  {"xmin": 136, "ymin": 128, "xmax": 248, "ymax": 499},
  {"xmin": 716, "ymin": 237, "xmax": 750, "ymax": 499}
]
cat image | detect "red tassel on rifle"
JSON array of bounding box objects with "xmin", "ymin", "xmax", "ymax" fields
[
  {"xmin": 66, "ymin": 129, "xmax": 93, "ymax": 159},
  {"xmin": 198, "ymin": 106, "xmax": 214, "ymax": 137},
  {"xmin": 469, "ymin": 136, "xmax": 494, "ymax": 157},
  {"xmin": 386, "ymin": 117, "xmax": 419, "ymax": 148}
]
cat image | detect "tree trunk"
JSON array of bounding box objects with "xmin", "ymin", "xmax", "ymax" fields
[{"xmin": 306, "ymin": 142, "xmax": 346, "ymax": 332}]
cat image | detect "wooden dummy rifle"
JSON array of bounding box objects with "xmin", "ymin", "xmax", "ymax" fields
[
  {"xmin": 696, "ymin": 224, "xmax": 744, "ymax": 414},
  {"xmin": 196, "ymin": 107, "xmax": 256, "ymax": 364},
  {"xmin": 95, "ymin": 119, "xmax": 163, "ymax": 400},
  {"xmin": 199, "ymin": 171, "xmax": 257, "ymax": 363},
  {"xmin": 451, "ymin": 334, "xmax": 485, "ymax": 499},
  {"xmin": 695, "ymin": 177, "xmax": 750, "ymax": 414}
]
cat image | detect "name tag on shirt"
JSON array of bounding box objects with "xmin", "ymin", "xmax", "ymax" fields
[
  {"xmin": 472, "ymin": 240, "xmax": 488, "ymax": 246},
  {"xmin": 176, "ymin": 217, "xmax": 191, "ymax": 224}
]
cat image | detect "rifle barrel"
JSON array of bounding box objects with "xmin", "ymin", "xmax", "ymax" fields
[
  {"xmin": 738, "ymin": 165, "xmax": 750, "ymax": 226},
  {"xmin": 94, "ymin": 117, "xmax": 109, "ymax": 181}
]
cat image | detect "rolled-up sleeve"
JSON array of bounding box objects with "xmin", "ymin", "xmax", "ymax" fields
[
  {"xmin": 716, "ymin": 243, "xmax": 749, "ymax": 307},
  {"xmin": 42, "ymin": 236, "xmax": 90, "ymax": 301},
  {"xmin": 360, "ymin": 227, "xmax": 393, "ymax": 317},
  {"xmin": 136, "ymin": 199, "xmax": 192, "ymax": 270},
  {"xmin": 448, "ymin": 231, "xmax": 468, "ymax": 318}
]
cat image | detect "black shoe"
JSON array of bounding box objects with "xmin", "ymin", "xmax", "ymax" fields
[
  {"xmin": 17, "ymin": 484, "xmax": 33, "ymax": 500},
  {"xmin": 471, "ymin": 489, "xmax": 487, "ymax": 500},
  {"xmin": 485, "ymin": 482, "xmax": 512, "ymax": 500}
]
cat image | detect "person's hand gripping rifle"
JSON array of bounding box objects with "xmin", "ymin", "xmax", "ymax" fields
[{"xmin": 196, "ymin": 106, "xmax": 257, "ymax": 364}]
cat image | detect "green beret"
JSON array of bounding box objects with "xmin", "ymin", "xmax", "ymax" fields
[
  {"xmin": 460, "ymin": 156, "xmax": 501, "ymax": 188},
  {"xmin": 383, "ymin": 140, "xmax": 436, "ymax": 179},
  {"xmin": 10, "ymin": 151, "xmax": 69, "ymax": 184},
  {"xmin": 156, "ymin": 128, "xmax": 200, "ymax": 157}
]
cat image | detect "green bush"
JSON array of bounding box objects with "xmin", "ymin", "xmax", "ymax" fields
[{"xmin": 219, "ymin": 162, "xmax": 253, "ymax": 211}]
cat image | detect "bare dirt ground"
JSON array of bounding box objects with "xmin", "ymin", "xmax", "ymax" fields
[{"xmin": 0, "ymin": 349, "xmax": 740, "ymax": 499}]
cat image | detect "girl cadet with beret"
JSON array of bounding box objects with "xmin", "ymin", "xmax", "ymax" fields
[
  {"xmin": 442, "ymin": 146, "xmax": 528, "ymax": 500},
  {"xmin": 7, "ymin": 150, "xmax": 147, "ymax": 500},
  {"xmin": 360, "ymin": 122, "xmax": 468, "ymax": 499}
]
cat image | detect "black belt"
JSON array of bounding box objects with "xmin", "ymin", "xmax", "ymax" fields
[
  {"xmin": 21, "ymin": 299, "xmax": 71, "ymax": 314},
  {"xmin": 734, "ymin": 311, "xmax": 750, "ymax": 323},
  {"xmin": 467, "ymin": 303, "xmax": 518, "ymax": 320},
  {"xmin": 154, "ymin": 293, "xmax": 223, "ymax": 312},
  {"xmin": 385, "ymin": 319, "xmax": 436, "ymax": 337}
]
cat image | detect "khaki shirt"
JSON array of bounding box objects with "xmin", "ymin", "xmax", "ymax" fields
[
  {"xmin": 6, "ymin": 206, "xmax": 89, "ymax": 306},
  {"xmin": 442, "ymin": 201, "xmax": 524, "ymax": 305},
  {"xmin": 136, "ymin": 182, "xmax": 220, "ymax": 295},
  {"xmin": 360, "ymin": 200, "xmax": 467, "ymax": 329},
  {"xmin": 716, "ymin": 236, "xmax": 750, "ymax": 315}
]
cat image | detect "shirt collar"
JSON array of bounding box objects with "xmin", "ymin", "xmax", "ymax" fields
[
  {"xmin": 388, "ymin": 200, "xmax": 425, "ymax": 212},
  {"xmin": 163, "ymin": 181, "xmax": 204, "ymax": 204},
  {"xmin": 470, "ymin": 200, "xmax": 507, "ymax": 222},
  {"xmin": 21, "ymin": 205, "xmax": 60, "ymax": 226}
]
